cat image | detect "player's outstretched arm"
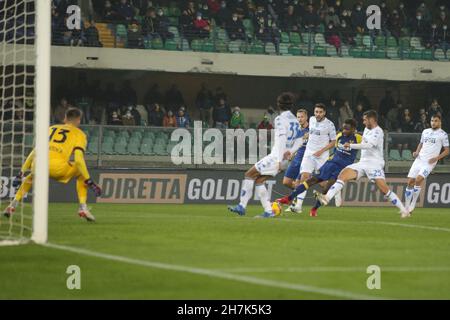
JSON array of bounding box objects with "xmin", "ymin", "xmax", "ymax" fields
[
  {"xmin": 74, "ymin": 149, "xmax": 102, "ymax": 196},
  {"xmin": 12, "ymin": 149, "xmax": 35, "ymax": 188}
]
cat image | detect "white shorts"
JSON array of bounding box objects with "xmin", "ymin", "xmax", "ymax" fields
[
  {"xmin": 255, "ymin": 155, "xmax": 286, "ymax": 177},
  {"xmin": 300, "ymin": 154, "xmax": 328, "ymax": 174},
  {"xmin": 346, "ymin": 161, "xmax": 385, "ymax": 181},
  {"xmin": 407, "ymin": 158, "xmax": 435, "ymax": 179}
]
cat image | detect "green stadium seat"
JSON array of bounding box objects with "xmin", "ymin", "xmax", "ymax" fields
[
  {"xmin": 265, "ymin": 42, "xmax": 277, "ymax": 54},
  {"xmin": 375, "ymin": 36, "xmax": 386, "ymax": 48},
  {"xmin": 314, "ymin": 33, "xmax": 326, "ymax": 46},
  {"xmin": 410, "ymin": 37, "xmax": 423, "ymax": 49},
  {"xmin": 215, "ymin": 40, "xmax": 229, "ymax": 53},
  {"xmin": 115, "ymin": 136, "xmax": 128, "ymax": 145},
  {"xmin": 242, "ymin": 19, "xmax": 254, "ymax": 34},
  {"xmin": 374, "ymin": 48, "xmax": 386, "ymax": 59},
  {"xmin": 144, "ymin": 131, "xmax": 156, "ymax": 140},
  {"xmin": 152, "ymin": 38, "xmax": 164, "ymax": 49},
  {"xmin": 87, "ymin": 142, "xmax": 99, "ymax": 155},
  {"xmin": 299, "ymin": 43, "xmax": 311, "ymax": 55},
  {"xmin": 341, "ymin": 45, "xmax": 350, "ymax": 57},
  {"xmin": 386, "ymin": 36, "xmax": 398, "ymax": 47},
  {"xmin": 114, "ymin": 142, "xmax": 128, "ymax": 155},
  {"xmin": 290, "ymin": 32, "xmax": 301, "ymax": 45},
  {"xmin": 202, "ymin": 40, "xmax": 215, "ymax": 52},
  {"xmin": 354, "ymin": 34, "xmax": 363, "ymax": 46},
  {"xmin": 434, "ymin": 48, "xmax": 447, "ymax": 61},
  {"xmin": 326, "ymin": 45, "xmax": 338, "ymax": 57},
  {"xmin": 164, "ymin": 39, "xmax": 178, "ymax": 50},
  {"xmin": 116, "ymin": 24, "xmax": 127, "ymax": 37},
  {"xmin": 127, "ymin": 142, "xmax": 141, "ymax": 155},
  {"xmin": 229, "ymin": 40, "xmax": 242, "ymax": 53},
  {"xmin": 168, "ymin": 26, "xmax": 179, "ymax": 38},
  {"xmin": 129, "ymin": 137, "xmax": 141, "ymax": 145},
  {"xmin": 118, "ymin": 130, "xmax": 130, "ymax": 139},
  {"xmin": 288, "ymin": 45, "xmax": 302, "ymax": 56},
  {"xmin": 103, "ymin": 129, "xmax": 115, "ymax": 138},
  {"xmin": 169, "ymin": 6, "xmax": 181, "ymax": 17},
  {"xmin": 301, "ymin": 32, "xmax": 313, "ymax": 44},
  {"xmin": 217, "ymin": 28, "xmax": 229, "ymax": 42},
  {"xmin": 361, "ymin": 47, "xmax": 372, "ymax": 58},
  {"xmin": 279, "ymin": 43, "xmax": 290, "ymax": 55},
  {"xmin": 409, "ymin": 49, "xmax": 423, "ymax": 60},
  {"xmin": 422, "ymin": 49, "xmax": 433, "ymax": 60},
  {"xmin": 168, "ymin": 17, "xmax": 179, "ymax": 26},
  {"xmin": 103, "ymin": 136, "xmax": 114, "ymax": 144},
  {"xmin": 314, "ymin": 46, "xmax": 327, "ymax": 57},
  {"xmin": 402, "ymin": 150, "xmax": 414, "ymax": 161},
  {"xmin": 250, "ymin": 42, "xmax": 264, "ymax": 54},
  {"xmin": 101, "ymin": 142, "xmax": 114, "ymax": 155},
  {"xmin": 387, "ymin": 46, "xmax": 400, "ymax": 59},
  {"xmin": 399, "ymin": 37, "xmax": 410, "ymax": 49},
  {"xmin": 349, "ymin": 46, "xmax": 362, "ymax": 58},
  {"xmin": 140, "ymin": 143, "xmax": 154, "ymax": 155},
  {"xmin": 153, "ymin": 143, "xmax": 168, "ymax": 156},
  {"xmin": 362, "ymin": 35, "xmax": 372, "ymax": 47},
  {"xmin": 389, "ymin": 149, "xmax": 402, "ymax": 161},
  {"xmin": 281, "ymin": 32, "xmax": 290, "ymax": 43}
]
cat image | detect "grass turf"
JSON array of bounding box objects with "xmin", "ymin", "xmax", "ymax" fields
[{"xmin": 1, "ymin": 203, "xmax": 450, "ymax": 299}]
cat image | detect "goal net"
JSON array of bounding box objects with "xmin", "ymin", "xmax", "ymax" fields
[{"xmin": 0, "ymin": 0, "xmax": 51, "ymax": 245}]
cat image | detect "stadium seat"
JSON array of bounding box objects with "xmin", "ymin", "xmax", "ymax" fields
[
  {"xmin": 399, "ymin": 37, "xmax": 410, "ymax": 49},
  {"xmin": 217, "ymin": 28, "xmax": 229, "ymax": 42},
  {"xmin": 314, "ymin": 46, "xmax": 327, "ymax": 57},
  {"xmin": 299, "ymin": 43, "xmax": 311, "ymax": 55},
  {"xmin": 87, "ymin": 142, "xmax": 99, "ymax": 155},
  {"xmin": 103, "ymin": 129, "xmax": 115, "ymax": 138},
  {"xmin": 144, "ymin": 131, "xmax": 156, "ymax": 140},
  {"xmin": 202, "ymin": 40, "xmax": 215, "ymax": 52},
  {"xmin": 288, "ymin": 45, "xmax": 302, "ymax": 56},
  {"xmin": 375, "ymin": 36, "xmax": 386, "ymax": 48},
  {"xmin": 127, "ymin": 142, "xmax": 141, "ymax": 155},
  {"xmin": 434, "ymin": 48, "xmax": 447, "ymax": 61},
  {"xmin": 168, "ymin": 17, "xmax": 179, "ymax": 26},
  {"xmin": 326, "ymin": 45, "xmax": 338, "ymax": 57},
  {"xmin": 164, "ymin": 39, "xmax": 178, "ymax": 50},
  {"xmin": 250, "ymin": 42, "xmax": 264, "ymax": 54},
  {"xmin": 410, "ymin": 37, "xmax": 423, "ymax": 49},
  {"xmin": 169, "ymin": 6, "xmax": 181, "ymax": 17},
  {"xmin": 314, "ymin": 33, "xmax": 326, "ymax": 46},
  {"xmin": 340, "ymin": 45, "xmax": 350, "ymax": 57},
  {"xmin": 279, "ymin": 43, "xmax": 291, "ymax": 55},
  {"xmin": 191, "ymin": 39, "xmax": 203, "ymax": 51},
  {"xmin": 374, "ymin": 48, "xmax": 386, "ymax": 59},
  {"xmin": 114, "ymin": 142, "xmax": 128, "ymax": 155},
  {"xmin": 153, "ymin": 143, "xmax": 168, "ymax": 156},
  {"xmin": 354, "ymin": 34, "xmax": 363, "ymax": 46},
  {"xmin": 386, "ymin": 36, "xmax": 398, "ymax": 47},
  {"xmin": 180, "ymin": 38, "xmax": 190, "ymax": 51},
  {"xmin": 290, "ymin": 32, "xmax": 301, "ymax": 45},
  {"xmin": 115, "ymin": 136, "xmax": 128, "ymax": 145},
  {"xmin": 229, "ymin": 40, "xmax": 242, "ymax": 53},
  {"xmin": 409, "ymin": 49, "xmax": 423, "ymax": 60},
  {"xmin": 422, "ymin": 49, "xmax": 433, "ymax": 60},
  {"xmin": 215, "ymin": 40, "xmax": 229, "ymax": 53},
  {"xmin": 242, "ymin": 19, "xmax": 254, "ymax": 34},
  {"xmin": 361, "ymin": 47, "xmax": 372, "ymax": 58},
  {"xmin": 140, "ymin": 143, "xmax": 154, "ymax": 155},
  {"xmin": 281, "ymin": 32, "xmax": 290, "ymax": 43},
  {"xmin": 387, "ymin": 47, "xmax": 400, "ymax": 59},
  {"xmin": 101, "ymin": 142, "xmax": 114, "ymax": 155},
  {"xmin": 362, "ymin": 35, "xmax": 372, "ymax": 47},
  {"xmin": 402, "ymin": 149, "xmax": 414, "ymax": 161},
  {"xmin": 349, "ymin": 46, "xmax": 362, "ymax": 58},
  {"xmin": 151, "ymin": 38, "xmax": 164, "ymax": 50},
  {"xmin": 389, "ymin": 149, "xmax": 402, "ymax": 161},
  {"xmin": 265, "ymin": 42, "xmax": 277, "ymax": 55},
  {"xmin": 116, "ymin": 24, "xmax": 127, "ymax": 38},
  {"xmin": 118, "ymin": 130, "xmax": 130, "ymax": 139},
  {"xmin": 103, "ymin": 136, "xmax": 114, "ymax": 144},
  {"xmin": 129, "ymin": 137, "xmax": 141, "ymax": 145},
  {"xmin": 301, "ymin": 32, "xmax": 313, "ymax": 44}
]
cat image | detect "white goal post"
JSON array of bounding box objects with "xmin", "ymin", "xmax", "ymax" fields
[{"xmin": 0, "ymin": 0, "xmax": 51, "ymax": 245}]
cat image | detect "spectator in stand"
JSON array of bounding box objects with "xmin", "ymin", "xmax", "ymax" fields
[
  {"xmin": 51, "ymin": 5, "xmax": 65, "ymax": 45},
  {"xmin": 255, "ymin": 17, "xmax": 271, "ymax": 43},
  {"xmin": 325, "ymin": 6, "xmax": 340, "ymax": 27},
  {"xmin": 148, "ymin": 103, "xmax": 164, "ymax": 126},
  {"xmin": 437, "ymin": 24, "xmax": 449, "ymax": 53},
  {"xmin": 216, "ymin": 1, "xmax": 232, "ymax": 27},
  {"xmin": 282, "ymin": 5, "xmax": 301, "ymax": 32},
  {"xmin": 196, "ymin": 84, "xmax": 213, "ymax": 126},
  {"xmin": 199, "ymin": 2, "xmax": 211, "ymax": 22},
  {"xmin": 118, "ymin": 80, "xmax": 137, "ymax": 106},
  {"xmin": 176, "ymin": 107, "xmax": 190, "ymax": 128},
  {"xmin": 54, "ymin": 97, "xmax": 72, "ymax": 124},
  {"xmin": 213, "ymin": 98, "xmax": 231, "ymax": 129},
  {"xmin": 417, "ymin": 2, "xmax": 432, "ymax": 23},
  {"xmin": 400, "ymin": 109, "xmax": 415, "ymax": 133},
  {"xmin": 85, "ymin": 20, "xmax": 103, "ymax": 47},
  {"xmin": 165, "ymin": 84, "xmax": 185, "ymax": 111},
  {"xmin": 338, "ymin": 18, "xmax": 355, "ymax": 45},
  {"xmin": 103, "ymin": 0, "xmax": 119, "ymax": 22},
  {"xmin": 379, "ymin": 90, "xmax": 395, "ymax": 120},
  {"xmin": 109, "ymin": 111, "xmax": 123, "ymax": 125},
  {"xmin": 397, "ymin": 2, "xmax": 409, "ymax": 27},
  {"xmin": 227, "ymin": 13, "xmax": 246, "ymax": 41},
  {"xmin": 163, "ymin": 110, "xmax": 177, "ymax": 127},
  {"xmin": 410, "ymin": 10, "xmax": 430, "ymax": 38},
  {"xmin": 142, "ymin": 8, "xmax": 160, "ymax": 42},
  {"xmin": 104, "ymin": 82, "xmax": 120, "ymax": 113},
  {"xmin": 116, "ymin": 0, "xmax": 135, "ymax": 23},
  {"xmin": 127, "ymin": 20, "xmax": 144, "ymax": 49},
  {"xmin": 353, "ymin": 103, "xmax": 365, "ymax": 132},
  {"xmin": 436, "ymin": 10, "xmax": 449, "ymax": 28},
  {"xmin": 231, "ymin": 0, "xmax": 249, "ymax": 19},
  {"xmin": 144, "ymin": 84, "xmax": 163, "ymax": 106},
  {"xmin": 229, "ymin": 106, "xmax": 245, "ymax": 129},
  {"xmin": 156, "ymin": 7, "xmax": 174, "ymax": 43},
  {"xmin": 271, "ymin": 22, "xmax": 282, "ymax": 52},
  {"xmin": 386, "ymin": 100, "xmax": 403, "ymax": 131},
  {"xmin": 122, "ymin": 108, "xmax": 136, "ymax": 126},
  {"xmin": 425, "ymin": 23, "xmax": 439, "ymax": 48},
  {"xmin": 257, "ymin": 114, "xmax": 273, "ymax": 130},
  {"xmin": 338, "ymin": 100, "xmax": 353, "ymax": 128},
  {"xmin": 388, "ymin": 9, "xmax": 403, "ymax": 40},
  {"xmin": 327, "ymin": 97, "xmax": 340, "ymax": 127},
  {"xmin": 214, "ymin": 87, "xmax": 227, "ymax": 104},
  {"xmin": 207, "ymin": 0, "xmax": 221, "ymax": 17},
  {"xmin": 193, "ymin": 12, "xmax": 211, "ymax": 39},
  {"xmin": 302, "ymin": 3, "xmax": 320, "ymax": 32},
  {"xmin": 325, "ymin": 21, "xmax": 341, "ymax": 51},
  {"xmin": 180, "ymin": 6, "xmax": 196, "ymax": 42},
  {"xmin": 298, "ymin": 90, "xmax": 314, "ymax": 115},
  {"xmin": 414, "ymin": 112, "xmax": 431, "ymax": 132},
  {"xmin": 428, "ymin": 98, "xmax": 444, "ymax": 119},
  {"xmin": 126, "ymin": 105, "xmax": 142, "ymax": 125},
  {"xmin": 356, "ymin": 89, "xmax": 370, "ymax": 110},
  {"xmin": 351, "ymin": 2, "xmax": 366, "ymax": 34}
]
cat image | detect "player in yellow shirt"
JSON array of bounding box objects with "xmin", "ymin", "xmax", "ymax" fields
[{"xmin": 3, "ymin": 108, "xmax": 102, "ymax": 222}]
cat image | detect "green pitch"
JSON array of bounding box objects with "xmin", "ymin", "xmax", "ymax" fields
[{"xmin": 1, "ymin": 203, "xmax": 450, "ymax": 300}]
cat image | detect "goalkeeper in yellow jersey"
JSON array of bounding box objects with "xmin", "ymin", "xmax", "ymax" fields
[{"xmin": 3, "ymin": 108, "xmax": 102, "ymax": 222}]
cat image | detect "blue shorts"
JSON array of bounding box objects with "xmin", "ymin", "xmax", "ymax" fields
[
  {"xmin": 284, "ymin": 152, "xmax": 304, "ymax": 180},
  {"xmin": 315, "ymin": 161, "xmax": 345, "ymax": 182}
]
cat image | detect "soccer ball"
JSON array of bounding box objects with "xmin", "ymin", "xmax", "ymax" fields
[{"xmin": 271, "ymin": 201, "xmax": 282, "ymax": 216}]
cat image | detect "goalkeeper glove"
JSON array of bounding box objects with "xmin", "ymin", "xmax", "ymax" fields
[
  {"xmin": 85, "ymin": 179, "xmax": 102, "ymax": 197},
  {"xmin": 12, "ymin": 172, "xmax": 24, "ymax": 189}
]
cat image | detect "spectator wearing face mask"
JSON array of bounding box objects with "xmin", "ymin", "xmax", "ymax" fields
[
  {"xmin": 229, "ymin": 106, "xmax": 245, "ymax": 129},
  {"xmin": 339, "ymin": 18, "xmax": 355, "ymax": 45},
  {"xmin": 437, "ymin": 23, "xmax": 449, "ymax": 54},
  {"xmin": 127, "ymin": 21, "xmax": 144, "ymax": 49},
  {"xmin": 325, "ymin": 21, "xmax": 341, "ymax": 51},
  {"xmin": 124, "ymin": 105, "xmax": 141, "ymax": 126},
  {"xmin": 410, "ymin": 10, "xmax": 430, "ymax": 38},
  {"xmin": 122, "ymin": 109, "xmax": 136, "ymax": 126},
  {"xmin": 426, "ymin": 23, "xmax": 439, "ymax": 49},
  {"xmin": 163, "ymin": 110, "xmax": 177, "ymax": 127},
  {"xmin": 417, "ymin": 2, "xmax": 432, "ymax": 23},
  {"xmin": 255, "ymin": 17, "xmax": 271, "ymax": 43},
  {"xmin": 227, "ymin": 13, "xmax": 246, "ymax": 41},
  {"xmin": 155, "ymin": 8, "xmax": 174, "ymax": 43},
  {"xmin": 351, "ymin": 2, "xmax": 366, "ymax": 34},
  {"xmin": 257, "ymin": 114, "xmax": 274, "ymax": 130},
  {"xmin": 193, "ymin": 12, "xmax": 211, "ymax": 39},
  {"xmin": 142, "ymin": 8, "xmax": 160, "ymax": 42},
  {"xmin": 325, "ymin": 6, "xmax": 340, "ymax": 27}
]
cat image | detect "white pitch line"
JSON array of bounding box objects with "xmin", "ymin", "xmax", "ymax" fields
[
  {"xmin": 367, "ymin": 221, "xmax": 450, "ymax": 233},
  {"xmin": 216, "ymin": 266, "xmax": 450, "ymax": 273},
  {"xmin": 43, "ymin": 242, "xmax": 387, "ymax": 300}
]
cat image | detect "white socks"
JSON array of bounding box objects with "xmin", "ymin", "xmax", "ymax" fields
[
  {"xmin": 326, "ymin": 180, "xmax": 345, "ymax": 201},
  {"xmin": 294, "ymin": 191, "xmax": 307, "ymax": 210},
  {"xmin": 409, "ymin": 186, "xmax": 422, "ymax": 212},
  {"xmin": 239, "ymin": 178, "xmax": 254, "ymax": 208},
  {"xmin": 255, "ymin": 184, "xmax": 272, "ymax": 213},
  {"xmin": 386, "ymin": 190, "xmax": 407, "ymax": 212},
  {"xmin": 404, "ymin": 186, "xmax": 414, "ymax": 210}
]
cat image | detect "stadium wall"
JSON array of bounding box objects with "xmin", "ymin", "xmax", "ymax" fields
[
  {"xmin": 2, "ymin": 169, "xmax": 449, "ymax": 208},
  {"xmin": 46, "ymin": 46, "xmax": 450, "ymax": 83}
]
